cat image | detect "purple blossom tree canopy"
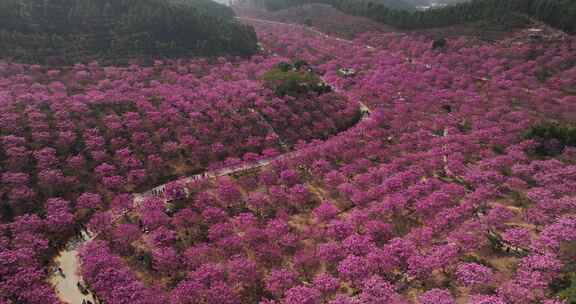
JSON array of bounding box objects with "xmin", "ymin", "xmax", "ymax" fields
[
  {"xmin": 265, "ymin": 268, "xmax": 298, "ymax": 297},
  {"xmin": 456, "ymin": 263, "xmax": 494, "ymax": 287},
  {"xmin": 44, "ymin": 198, "xmax": 74, "ymax": 235},
  {"xmin": 418, "ymin": 289, "xmax": 455, "ymax": 304},
  {"xmin": 284, "ymin": 286, "xmax": 322, "ymax": 304},
  {"xmin": 76, "ymin": 192, "xmax": 103, "ymax": 210}
]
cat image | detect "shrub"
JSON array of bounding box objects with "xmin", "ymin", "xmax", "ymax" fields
[
  {"xmin": 262, "ymin": 62, "xmax": 331, "ymax": 97},
  {"xmin": 524, "ymin": 121, "xmax": 576, "ymax": 157},
  {"xmin": 556, "ymin": 272, "xmax": 576, "ymax": 303}
]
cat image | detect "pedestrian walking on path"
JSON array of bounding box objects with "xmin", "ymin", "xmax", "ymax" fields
[{"xmin": 58, "ymin": 267, "xmax": 65, "ymax": 278}]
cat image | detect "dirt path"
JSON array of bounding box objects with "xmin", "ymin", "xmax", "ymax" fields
[{"xmin": 49, "ymin": 230, "xmax": 97, "ymax": 304}]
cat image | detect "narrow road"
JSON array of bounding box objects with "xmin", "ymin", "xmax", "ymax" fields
[
  {"xmin": 143, "ymin": 153, "xmax": 289, "ymax": 201},
  {"xmin": 49, "ymin": 230, "xmax": 97, "ymax": 304}
]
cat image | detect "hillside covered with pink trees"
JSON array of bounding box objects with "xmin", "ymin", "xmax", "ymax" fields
[{"xmin": 1, "ymin": 2, "xmax": 576, "ymax": 304}]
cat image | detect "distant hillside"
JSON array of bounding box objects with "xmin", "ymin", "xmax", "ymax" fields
[
  {"xmin": 244, "ymin": 0, "xmax": 414, "ymax": 11},
  {"xmin": 0, "ymin": 0, "xmax": 258, "ymax": 64},
  {"xmin": 379, "ymin": 0, "xmax": 576, "ymax": 33},
  {"xmin": 250, "ymin": 0, "xmax": 575, "ymax": 34},
  {"xmin": 212, "ymin": 0, "xmax": 232, "ymax": 5},
  {"xmin": 410, "ymin": 0, "xmax": 470, "ymax": 10},
  {"xmin": 237, "ymin": 3, "xmax": 396, "ymax": 38}
]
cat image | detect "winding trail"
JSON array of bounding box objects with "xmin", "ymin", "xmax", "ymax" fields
[
  {"xmin": 49, "ymin": 230, "xmax": 97, "ymax": 304},
  {"xmin": 49, "ymin": 17, "xmax": 374, "ymax": 303}
]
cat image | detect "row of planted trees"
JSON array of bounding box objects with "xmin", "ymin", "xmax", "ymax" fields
[
  {"xmin": 0, "ymin": 55, "xmax": 359, "ymax": 302},
  {"xmin": 71, "ymin": 16, "xmax": 576, "ymax": 304},
  {"xmin": 0, "ymin": 56, "xmax": 358, "ymax": 221}
]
